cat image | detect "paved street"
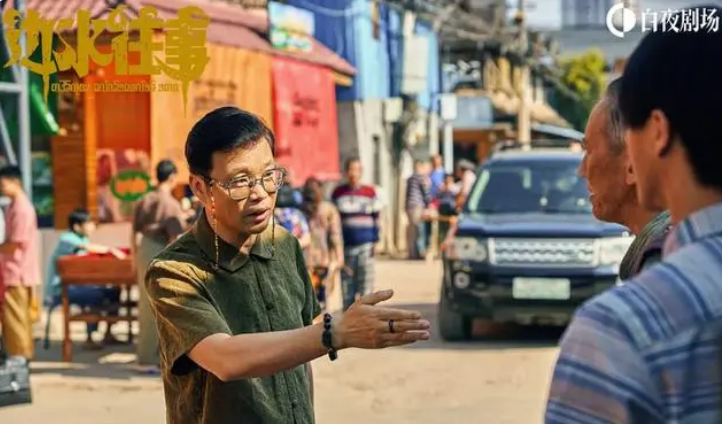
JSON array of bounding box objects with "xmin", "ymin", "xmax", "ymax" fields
[{"xmin": 1, "ymin": 260, "xmax": 562, "ymax": 424}]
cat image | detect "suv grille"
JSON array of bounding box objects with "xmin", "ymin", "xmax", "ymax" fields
[{"xmin": 490, "ymin": 238, "xmax": 596, "ymax": 267}]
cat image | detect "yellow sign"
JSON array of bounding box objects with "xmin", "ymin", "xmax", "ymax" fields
[{"xmin": 2, "ymin": 5, "xmax": 211, "ymax": 114}]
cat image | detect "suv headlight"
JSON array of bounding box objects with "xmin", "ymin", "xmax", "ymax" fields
[
  {"xmin": 447, "ymin": 237, "xmax": 488, "ymax": 261},
  {"xmin": 597, "ymin": 236, "xmax": 635, "ymax": 266}
]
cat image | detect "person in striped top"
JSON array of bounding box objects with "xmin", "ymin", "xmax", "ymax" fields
[
  {"xmin": 331, "ymin": 158, "xmax": 382, "ymax": 310},
  {"xmin": 577, "ymin": 76, "xmax": 672, "ymax": 280},
  {"xmin": 546, "ymin": 9, "xmax": 722, "ymax": 423}
]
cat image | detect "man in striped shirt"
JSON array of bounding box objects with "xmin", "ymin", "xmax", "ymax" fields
[
  {"xmin": 332, "ymin": 158, "xmax": 382, "ymax": 310},
  {"xmin": 578, "ymin": 77, "xmax": 671, "ymax": 280},
  {"xmin": 546, "ymin": 8, "xmax": 722, "ymax": 423}
]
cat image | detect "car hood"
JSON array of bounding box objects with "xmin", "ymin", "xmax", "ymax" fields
[{"xmin": 456, "ymin": 212, "xmax": 629, "ymax": 238}]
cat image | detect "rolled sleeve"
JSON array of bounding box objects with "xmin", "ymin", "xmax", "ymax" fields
[
  {"xmin": 145, "ymin": 260, "xmax": 232, "ymax": 376},
  {"xmin": 545, "ymin": 300, "xmax": 663, "ymax": 424}
]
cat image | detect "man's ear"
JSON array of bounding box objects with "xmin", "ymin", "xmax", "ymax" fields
[
  {"xmin": 624, "ymin": 153, "xmax": 637, "ymax": 186},
  {"xmin": 649, "ymin": 109, "xmax": 673, "ymax": 158},
  {"xmin": 189, "ymin": 175, "xmax": 209, "ymax": 206}
]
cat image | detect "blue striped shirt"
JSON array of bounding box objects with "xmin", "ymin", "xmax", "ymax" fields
[{"xmin": 546, "ymin": 202, "xmax": 722, "ymax": 424}]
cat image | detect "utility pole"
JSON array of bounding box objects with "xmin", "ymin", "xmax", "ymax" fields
[{"xmin": 516, "ymin": 0, "xmax": 532, "ymax": 144}]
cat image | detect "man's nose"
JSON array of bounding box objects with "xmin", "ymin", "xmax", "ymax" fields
[
  {"xmin": 248, "ymin": 183, "xmax": 269, "ymax": 200},
  {"xmin": 578, "ymin": 155, "xmax": 587, "ymax": 178}
]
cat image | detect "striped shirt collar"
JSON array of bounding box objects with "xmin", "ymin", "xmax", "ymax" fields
[{"xmin": 663, "ymin": 201, "xmax": 722, "ymax": 257}]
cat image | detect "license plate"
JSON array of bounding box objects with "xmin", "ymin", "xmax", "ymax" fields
[{"xmin": 512, "ymin": 278, "xmax": 571, "ymax": 300}]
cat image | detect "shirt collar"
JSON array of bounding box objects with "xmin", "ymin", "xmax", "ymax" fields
[
  {"xmin": 664, "ymin": 201, "xmax": 722, "ymax": 257},
  {"xmin": 192, "ymin": 210, "xmax": 275, "ymax": 273}
]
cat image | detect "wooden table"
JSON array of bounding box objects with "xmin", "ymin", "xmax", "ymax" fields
[{"xmin": 57, "ymin": 253, "xmax": 137, "ymax": 362}]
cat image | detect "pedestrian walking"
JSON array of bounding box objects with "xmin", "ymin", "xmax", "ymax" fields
[
  {"xmin": 144, "ymin": 107, "xmax": 429, "ymax": 424},
  {"xmin": 331, "ymin": 158, "xmax": 383, "ymax": 311},
  {"xmin": 578, "ymin": 77, "xmax": 671, "ymax": 279},
  {"xmin": 405, "ymin": 159, "xmax": 431, "ymax": 260},
  {"xmin": 546, "ymin": 9, "xmax": 722, "ymax": 423},
  {"xmin": 132, "ymin": 159, "xmax": 193, "ymax": 372},
  {"xmin": 301, "ymin": 177, "xmax": 344, "ymax": 315},
  {"xmin": 0, "ymin": 166, "xmax": 40, "ymax": 360}
]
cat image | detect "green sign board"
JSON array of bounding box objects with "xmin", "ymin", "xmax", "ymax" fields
[{"xmin": 110, "ymin": 170, "xmax": 152, "ymax": 202}]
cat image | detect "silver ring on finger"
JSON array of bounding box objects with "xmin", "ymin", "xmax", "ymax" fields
[{"xmin": 388, "ymin": 319, "xmax": 395, "ymax": 333}]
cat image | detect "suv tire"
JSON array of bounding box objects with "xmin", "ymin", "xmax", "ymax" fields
[{"xmin": 438, "ymin": 287, "xmax": 472, "ymax": 341}]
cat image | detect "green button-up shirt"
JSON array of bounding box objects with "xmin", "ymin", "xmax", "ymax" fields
[{"xmin": 145, "ymin": 212, "xmax": 321, "ymax": 424}]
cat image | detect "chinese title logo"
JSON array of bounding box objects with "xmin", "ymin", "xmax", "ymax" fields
[{"xmin": 2, "ymin": 5, "xmax": 211, "ymax": 114}]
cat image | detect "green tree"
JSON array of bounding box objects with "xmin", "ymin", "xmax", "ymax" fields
[{"xmin": 550, "ymin": 48, "xmax": 607, "ymax": 131}]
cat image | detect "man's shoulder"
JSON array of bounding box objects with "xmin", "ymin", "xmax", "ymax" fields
[
  {"xmin": 333, "ymin": 184, "xmax": 376, "ymax": 197},
  {"xmin": 58, "ymin": 231, "xmax": 85, "ymax": 245},
  {"xmin": 587, "ymin": 246, "xmax": 722, "ymax": 350},
  {"xmin": 147, "ymin": 233, "xmax": 210, "ymax": 282}
]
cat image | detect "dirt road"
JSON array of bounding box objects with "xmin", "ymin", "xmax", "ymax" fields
[{"xmin": 0, "ymin": 260, "xmax": 561, "ymax": 424}]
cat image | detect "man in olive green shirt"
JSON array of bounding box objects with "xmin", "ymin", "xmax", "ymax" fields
[{"xmin": 145, "ymin": 107, "xmax": 430, "ymax": 424}]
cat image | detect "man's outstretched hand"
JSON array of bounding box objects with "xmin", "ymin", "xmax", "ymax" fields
[{"xmin": 332, "ymin": 290, "xmax": 431, "ymax": 350}]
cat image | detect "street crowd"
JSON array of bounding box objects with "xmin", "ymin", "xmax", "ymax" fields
[{"xmin": 1, "ymin": 5, "xmax": 722, "ymax": 424}]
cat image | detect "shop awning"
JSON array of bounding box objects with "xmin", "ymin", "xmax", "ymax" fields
[{"xmin": 23, "ymin": 0, "xmax": 356, "ymax": 77}]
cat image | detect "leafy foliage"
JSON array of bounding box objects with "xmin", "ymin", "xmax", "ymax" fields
[{"xmin": 549, "ymin": 49, "xmax": 607, "ymax": 131}]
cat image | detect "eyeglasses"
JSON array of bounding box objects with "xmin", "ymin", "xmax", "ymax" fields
[{"xmin": 208, "ymin": 168, "xmax": 285, "ymax": 201}]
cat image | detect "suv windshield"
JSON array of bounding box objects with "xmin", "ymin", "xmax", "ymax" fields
[{"xmin": 466, "ymin": 159, "xmax": 591, "ymax": 214}]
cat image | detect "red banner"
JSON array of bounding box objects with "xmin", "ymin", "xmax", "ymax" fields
[{"xmin": 271, "ymin": 57, "xmax": 340, "ymax": 186}]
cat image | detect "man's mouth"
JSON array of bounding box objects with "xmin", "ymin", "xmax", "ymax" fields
[{"xmin": 246, "ymin": 208, "xmax": 270, "ymax": 217}]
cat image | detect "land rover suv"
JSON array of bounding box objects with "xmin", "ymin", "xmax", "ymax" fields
[{"xmin": 439, "ymin": 148, "xmax": 633, "ymax": 341}]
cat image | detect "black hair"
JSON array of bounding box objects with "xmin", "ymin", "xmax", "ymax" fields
[
  {"xmin": 0, "ymin": 165, "xmax": 22, "ymax": 182},
  {"xmin": 618, "ymin": 5, "xmax": 722, "ymax": 189},
  {"xmin": 185, "ymin": 107, "xmax": 276, "ymax": 177},
  {"xmin": 68, "ymin": 208, "xmax": 92, "ymax": 230},
  {"xmin": 156, "ymin": 160, "xmax": 178, "ymax": 183},
  {"xmin": 344, "ymin": 157, "xmax": 360, "ymax": 171}
]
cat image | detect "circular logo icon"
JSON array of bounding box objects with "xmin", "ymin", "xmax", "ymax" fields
[{"xmin": 606, "ymin": 3, "xmax": 637, "ymax": 38}]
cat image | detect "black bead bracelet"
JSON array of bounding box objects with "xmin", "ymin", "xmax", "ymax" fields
[{"xmin": 321, "ymin": 313, "xmax": 337, "ymax": 361}]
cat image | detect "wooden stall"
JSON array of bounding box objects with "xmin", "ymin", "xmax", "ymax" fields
[{"xmin": 56, "ymin": 251, "xmax": 136, "ymax": 362}]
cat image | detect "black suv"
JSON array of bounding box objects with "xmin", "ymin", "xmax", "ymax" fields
[{"xmin": 439, "ymin": 147, "xmax": 633, "ymax": 341}]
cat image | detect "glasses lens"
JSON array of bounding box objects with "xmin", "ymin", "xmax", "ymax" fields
[
  {"xmin": 229, "ymin": 185, "xmax": 251, "ymax": 200},
  {"xmin": 262, "ymin": 169, "xmax": 283, "ymax": 193}
]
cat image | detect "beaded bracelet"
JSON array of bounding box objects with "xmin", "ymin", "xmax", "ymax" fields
[{"xmin": 321, "ymin": 313, "xmax": 337, "ymax": 361}]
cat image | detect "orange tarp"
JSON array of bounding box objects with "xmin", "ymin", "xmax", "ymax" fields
[{"xmin": 150, "ymin": 38, "xmax": 274, "ymax": 184}]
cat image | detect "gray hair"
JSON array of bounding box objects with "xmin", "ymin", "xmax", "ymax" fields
[{"xmin": 604, "ymin": 77, "xmax": 625, "ymax": 154}]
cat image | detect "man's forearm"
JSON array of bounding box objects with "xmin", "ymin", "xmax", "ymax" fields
[{"xmin": 192, "ymin": 323, "xmax": 334, "ymax": 382}]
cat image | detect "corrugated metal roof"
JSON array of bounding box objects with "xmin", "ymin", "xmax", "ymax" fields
[{"xmin": 14, "ymin": 0, "xmax": 355, "ymax": 75}]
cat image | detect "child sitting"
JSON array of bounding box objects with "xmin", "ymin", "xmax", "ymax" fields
[{"xmin": 45, "ymin": 209, "xmax": 127, "ymax": 350}]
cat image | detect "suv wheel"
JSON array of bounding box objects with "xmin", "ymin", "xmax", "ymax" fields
[{"xmin": 438, "ymin": 288, "xmax": 472, "ymax": 341}]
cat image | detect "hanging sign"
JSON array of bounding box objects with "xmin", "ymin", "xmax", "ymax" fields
[{"xmin": 110, "ymin": 170, "xmax": 152, "ymax": 202}]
